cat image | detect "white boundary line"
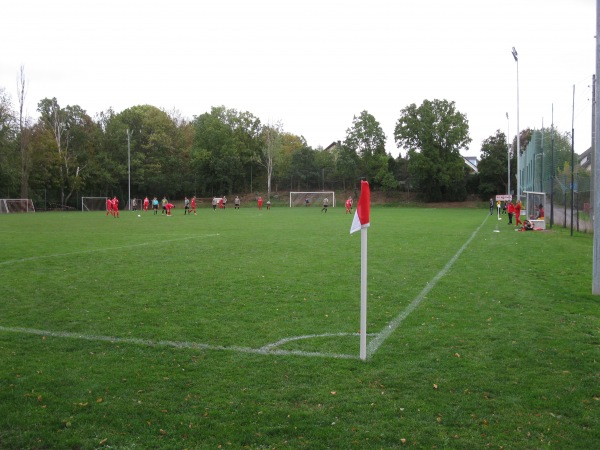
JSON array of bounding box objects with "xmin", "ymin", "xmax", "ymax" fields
[
  {"xmin": 0, "ymin": 217, "xmax": 488, "ymax": 361},
  {"xmin": 0, "ymin": 326, "xmax": 360, "ymax": 360},
  {"xmin": 0, "ymin": 234, "xmax": 220, "ymax": 266},
  {"xmin": 366, "ymin": 214, "xmax": 489, "ymax": 358}
]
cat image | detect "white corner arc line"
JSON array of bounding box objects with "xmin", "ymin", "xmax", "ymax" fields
[
  {"xmin": 367, "ymin": 215, "xmax": 489, "ymax": 358},
  {"xmin": 260, "ymin": 332, "xmax": 377, "ymax": 351}
]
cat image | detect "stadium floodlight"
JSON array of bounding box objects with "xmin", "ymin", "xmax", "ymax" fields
[
  {"xmin": 506, "ymin": 112, "xmax": 511, "ymax": 196},
  {"xmin": 512, "ymin": 46, "xmax": 521, "ymax": 202},
  {"xmin": 127, "ymin": 128, "xmax": 134, "ymax": 211}
]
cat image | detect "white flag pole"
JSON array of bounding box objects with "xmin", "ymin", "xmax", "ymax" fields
[{"xmin": 360, "ymin": 226, "xmax": 368, "ymax": 360}]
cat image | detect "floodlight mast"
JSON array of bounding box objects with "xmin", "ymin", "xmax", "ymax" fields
[
  {"xmin": 512, "ymin": 47, "xmax": 521, "ymax": 203},
  {"xmin": 594, "ymin": 0, "xmax": 600, "ymax": 294},
  {"xmin": 506, "ymin": 112, "xmax": 511, "ymax": 196},
  {"xmin": 127, "ymin": 128, "xmax": 133, "ymax": 211}
]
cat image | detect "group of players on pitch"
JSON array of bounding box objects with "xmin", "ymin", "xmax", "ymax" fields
[{"xmin": 106, "ymin": 194, "xmax": 356, "ymax": 216}]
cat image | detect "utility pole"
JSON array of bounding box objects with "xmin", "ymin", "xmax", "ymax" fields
[
  {"xmin": 127, "ymin": 128, "xmax": 133, "ymax": 211},
  {"xmin": 507, "ymin": 112, "xmax": 511, "ymax": 196},
  {"xmin": 512, "ymin": 47, "xmax": 521, "ymax": 202},
  {"xmin": 593, "ymin": 0, "xmax": 600, "ymax": 294}
]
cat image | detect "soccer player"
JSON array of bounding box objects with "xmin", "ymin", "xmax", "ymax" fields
[
  {"xmin": 515, "ymin": 200, "xmax": 523, "ymax": 226},
  {"xmin": 165, "ymin": 202, "xmax": 174, "ymax": 216},
  {"xmin": 321, "ymin": 197, "xmax": 329, "ymax": 213},
  {"xmin": 106, "ymin": 197, "xmax": 113, "ymax": 216},
  {"xmin": 212, "ymin": 197, "xmax": 218, "ymax": 211},
  {"xmin": 184, "ymin": 197, "xmax": 190, "ymax": 215},
  {"xmin": 266, "ymin": 200, "xmax": 271, "ymax": 210},
  {"xmin": 112, "ymin": 196, "xmax": 120, "ymax": 218},
  {"xmin": 152, "ymin": 197, "xmax": 159, "ymax": 215},
  {"xmin": 345, "ymin": 197, "xmax": 352, "ymax": 214},
  {"xmin": 143, "ymin": 196, "xmax": 149, "ymax": 212},
  {"xmin": 161, "ymin": 196, "xmax": 168, "ymax": 214},
  {"xmin": 191, "ymin": 196, "xmax": 197, "ymax": 215},
  {"xmin": 234, "ymin": 196, "xmax": 240, "ymax": 210},
  {"xmin": 257, "ymin": 196, "xmax": 263, "ymax": 210}
]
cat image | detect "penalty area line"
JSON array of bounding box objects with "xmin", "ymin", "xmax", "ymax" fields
[
  {"xmin": 367, "ymin": 214, "xmax": 489, "ymax": 358},
  {"xmin": 0, "ymin": 234, "xmax": 221, "ymax": 266},
  {"xmin": 0, "ymin": 326, "xmax": 359, "ymax": 360}
]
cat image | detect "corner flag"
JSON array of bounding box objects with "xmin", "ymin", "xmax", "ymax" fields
[
  {"xmin": 350, "ymin": 181, "xmax": 370, "ymax": 234},
  {"xmin": 350, "ymin": 180, "xmax": 371, "ymax": 360}
]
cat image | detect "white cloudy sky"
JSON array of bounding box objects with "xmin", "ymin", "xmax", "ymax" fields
[{"xmin": 1, "ymin": 0, "xmax": 595, "ymax": 157}]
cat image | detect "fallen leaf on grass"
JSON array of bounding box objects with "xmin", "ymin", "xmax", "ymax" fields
[{"xmin": 99, "ymin": 438, "xmax": 108, "ymax": 445}]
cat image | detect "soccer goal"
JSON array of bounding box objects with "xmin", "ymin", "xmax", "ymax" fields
[
  {"xmin": 82, "ymin": 197, "xmax": 108, "ymax": 211},
  {"xmin": 0, "ymin": 199, "xmax": 35, "ymax": 213},
  {"xmin": 290, "ymin": 191, "xmax": 336, "ymax": 208}
]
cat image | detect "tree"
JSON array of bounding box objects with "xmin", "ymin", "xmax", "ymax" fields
[
  {"xmin": 192, "ymin": 106, "xmax": 260, "ymax": 196},
  {"xmin": 343, "ymin": 110, "xmax": 387, "ymax": 158},
  {"xmin": 289, "ymin": 146, "xmax": 318, "ymax": 190},
  {"xmin": 258, "ymin": 122, "xmax": 282, "ymax": 200},
  {"xmin": 0, "ymin": 87, "xmax": 19, "ymax": 197},
  {"xmin": 477, "ymin": 130, "xmax": 509, "ymax": 199},
  {"xmin": 37, "ymin": 98, "xmax": 98, "ymax": 206},
  {"xmin": 343, "ymin": 110, "xmax": 390, "ymax": 185},
  {"xmin": 394, "ymin": 99, "xmax": 471, "ymax": 201},
  {"xmin": 17, "ymin": 65, "xmax": 32, "ymax": 199},
  {"xmin": 334, "ymin": 144, "xmax": 360, "ymax": 191}
]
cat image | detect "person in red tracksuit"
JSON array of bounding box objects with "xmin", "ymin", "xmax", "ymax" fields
[
  {"xmin": 515, "ymin": 200, "xmax": 522, "ymax": 226},
  {"xmin": 507, "ymin": 201, "xmax": 515, "ymax": 225}
]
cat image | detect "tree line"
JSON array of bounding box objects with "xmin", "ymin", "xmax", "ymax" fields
[{"xmin": 0, "ymin": 78, "xmax": 577, "ymax": 208}]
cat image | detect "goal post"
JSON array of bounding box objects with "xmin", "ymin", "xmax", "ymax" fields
[
  {"xmin": 0, "ymin": 199, "xmax": 35, "ymax": 213},
  {"xmin": 82, "ymin": 197, "xmax": 108, "ymax": 211},
  {"xmin": 289, "ymin": 191, "xmax": 336, "ymax": 208}
]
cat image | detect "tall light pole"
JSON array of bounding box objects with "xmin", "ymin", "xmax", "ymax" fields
[
  {"xmin": 512, "ymin": 47, "xmax": 521, "ymax": 202},
  {"xmin": 126, "ymin": 128, "xmax": 133, "ymax": 211},
  {"xmin": 506, "ymin": 112, "xmax": 511, "ymax": 196}
]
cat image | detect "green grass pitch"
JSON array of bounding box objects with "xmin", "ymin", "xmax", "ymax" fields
[{"xmin": 0, "ymin": 205, "xmax": 598, "ymax": 448}]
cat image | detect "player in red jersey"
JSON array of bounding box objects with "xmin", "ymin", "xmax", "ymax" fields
[
  {"xmin": 191, "ymin": 196, "xmax": 197, "ymax": 215},
  {"xmin": 143, "ymin": 196, "xmax": 149, "ymax": 212},
  {"xmin": 112, "ymin": 196, "xmax": 120, "ymax": 218},
  {"xmin": 257, "ymin": 196, "xmax": 263, "ymax": 210},
  {"xmin": 165, "ymin": 202, "xmax": 174, "ymax": 216},
  {"xmin": 345, "ymin": 197, "xmax": 352, "ymax": 214},
  {"xmin": 106, "ymin": 198, "xmax": 113, "ymax": 216}
]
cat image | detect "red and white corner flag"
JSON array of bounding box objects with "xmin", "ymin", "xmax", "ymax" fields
[
  {"xmin": 350, "ymin": 180, "xmax": 370, "ymax": 234},
  {"xmin": 350, "ymin": 180, "xmax": 371, "ymax": 360}
]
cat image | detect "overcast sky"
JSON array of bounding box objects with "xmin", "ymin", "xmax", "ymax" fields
[{"xmin": 1, "ymin": 0, "xmax": 595, "ymax": 157}]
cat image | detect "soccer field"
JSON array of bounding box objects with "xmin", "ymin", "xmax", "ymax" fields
[{"xmin": 1, "ymin": 206, "xmax": 598, "ymax": 448}]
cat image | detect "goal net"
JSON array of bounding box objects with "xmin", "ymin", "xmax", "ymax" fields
[
  {"xmin": 0, "ymin": 199, "xmax": 35, "ymax": 213},
  {"xmin": 82, "ymin": 197, "xmax": 108, "ymax": 211},
  {"xmin": 289, "ymin": 191, "xmax": 336, "ymax": 208}
]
